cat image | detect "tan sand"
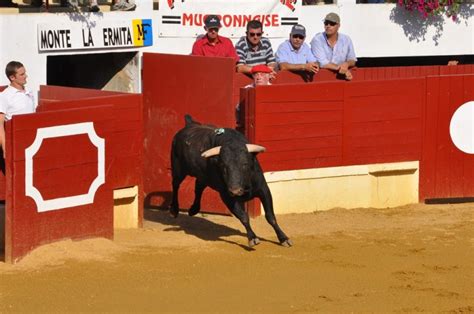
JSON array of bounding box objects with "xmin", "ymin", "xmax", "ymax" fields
[{"xmin": 1, "ymin": 202, "xmax": 474, "ymax": 312}]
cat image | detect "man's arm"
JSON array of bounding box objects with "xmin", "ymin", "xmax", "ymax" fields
[
  {"xmin": 236, "ymin": 64, "xmax": 252, "ymax": 74},
  {"xmin": 279, "ymin": 62, "xmax": 319, "ymax": 73},
  {"xmin": 337, "ymin": 60, "xmax": 356, "ymax": 74}
]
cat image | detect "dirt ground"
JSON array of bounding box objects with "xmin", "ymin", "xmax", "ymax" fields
[{"xmin": 1, "ymin": 203, "xmax": 474, "ymax": 313}]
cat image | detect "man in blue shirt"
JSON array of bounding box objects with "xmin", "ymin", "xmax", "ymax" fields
[
  {"xmin": 276, "ymin": 24, "xmax": 319, "ymax": 74},
  {"xmin": 310, "ymin": 12, "xmax": 357, "ymax": 80}
]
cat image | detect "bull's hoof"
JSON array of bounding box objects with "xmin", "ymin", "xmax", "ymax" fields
[
  {"xmin": 188, "ymin": 205, "xmax": 200, "ymax": 216},
  {"xmin": 169, "ymin": 208, "xmax": 179, "ymax": 218},
  {"xmin": 248, "ymin": 238, "xmax": 261, "ymax": 247},
  {"xmin": 280, "ymin": 239, "xmax": 293, "ymax": 247}
]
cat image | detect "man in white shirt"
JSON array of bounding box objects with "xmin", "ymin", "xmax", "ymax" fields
[{"xmin": 0, "ymin": 61, "xmax": 36, "ymax": 157}]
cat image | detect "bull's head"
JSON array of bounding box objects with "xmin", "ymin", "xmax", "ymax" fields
[{"xmin": 201, "ymin": 143, "xmax": 265, "ymax": 196}]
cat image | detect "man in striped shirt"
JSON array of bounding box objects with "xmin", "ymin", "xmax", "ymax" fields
[{"xmin": 235, "ymin": 20, "xmax": 276, "ymax": 75}]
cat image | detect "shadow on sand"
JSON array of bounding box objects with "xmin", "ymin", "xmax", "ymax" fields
[{"xmin": 144, "ymin": 207, "xmax": 279, "ymax": 251}]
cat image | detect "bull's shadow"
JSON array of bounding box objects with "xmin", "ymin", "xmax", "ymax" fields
[{"xmin": 144, "ymin": 207, "xmax": 277, "ymax": 250}]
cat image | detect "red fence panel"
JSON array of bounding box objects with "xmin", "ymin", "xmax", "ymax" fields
[
  {"xmin": 343, "ymin": 78, "xmax": 424, "ymax": 165},
  {"xmin": 5, "ymin": 106, "xmax": 114, "ymax": 263},
  {"xmin": 251, "ymin": 82, "xmax": 345, "ymax": 171},
  {"xmin": 248, "ymin": 79, "xmax": 425, "ymax": 172},
  {"xmin": 439, "ymin": 64, "xmax": 474, "ymax": 75},
  {"xmin": 420, "ymin": 74, "xmax": 474, "ymax": 200},
  {"xmin": 37, "ymin": 88, "xmax": 143, "ymax": 191},
  {"xmin": 142, "ymin": 53, "xmax": 235, "ymax": 214}
]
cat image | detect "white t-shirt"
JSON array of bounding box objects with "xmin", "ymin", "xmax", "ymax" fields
[{"xmin": 0, "ymin": 85, "xmax": 36, "ymax": 121}]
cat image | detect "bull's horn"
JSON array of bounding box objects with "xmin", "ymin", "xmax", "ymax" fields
[
  {"xmin": 201, "ymin": 146, "xmax": 221, "ymax": 158},
  {"xmin": 246, "ymin": 144, "xmax": 266, "ymax": 153}
]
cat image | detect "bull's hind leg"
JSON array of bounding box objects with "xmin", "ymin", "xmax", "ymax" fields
[
  {"xmin": 188, "ymin": 180, "xmax": 206, "ymax": 216},
  {"xmin": 221, "ymin": 194, "xmax": 260, "ymax": 247},
  {"xmin": 170, "ymin": 153, "xmax": 186, "ymax": 218},
  {"xmin": 170, "ymin": 173, "xmax": 185, "ymax": 218},
  {"xmin": 259, "ymin": 184, "xmax": 293, "ymax": 247}
]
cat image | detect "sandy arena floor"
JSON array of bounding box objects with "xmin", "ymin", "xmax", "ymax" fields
[{"xmin": 1, "ymin": 203, "xmax": 474, "ymax": 312}]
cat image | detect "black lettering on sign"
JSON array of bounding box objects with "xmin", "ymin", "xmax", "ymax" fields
[
  {"xmin": 136, "ymin": 24, "xmax": 150, "ymax": 42},
  {"xmin": 40, "ymin": 29, "xmax": 72, "ymax": 49},
  {"xmin": 82, "ymin": 28, "xmax": 94, "ymax": 47},
  {"xmin": 103, "ymin": 27, "xmax": 133, "ymax": 46}
]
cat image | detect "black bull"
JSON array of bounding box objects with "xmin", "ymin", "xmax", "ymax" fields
[{"xmin": 170, "ymin": 115, "xmax": 292, "ymax": 248}]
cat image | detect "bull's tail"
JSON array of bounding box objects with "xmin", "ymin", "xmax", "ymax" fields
[{"xmin": 184, "ymin": 114, "xmax": 200, "ymax": 126}]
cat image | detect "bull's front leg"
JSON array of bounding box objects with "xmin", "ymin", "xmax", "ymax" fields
[
  {"xmin": 188, "ymin": 180, "xmax": 206, "ymax": 216},
  {"xmin": 220, "ymin": 193, "xmax": 260, "ymax": 247},
  {"xmin": 259, "ymin": 184, "xmax": 293, "ymax": 247}
]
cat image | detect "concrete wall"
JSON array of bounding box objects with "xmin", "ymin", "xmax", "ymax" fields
[{"xmin": 264, "ymin": 161, "xmax": 419, "ymax": 213}]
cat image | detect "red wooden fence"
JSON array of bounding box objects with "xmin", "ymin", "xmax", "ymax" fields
[
  {"xmin": 1, "ymin": 86, "xmax": 143, "ymax": 263},
  {"xmin": 246, "ymin": 78, "xmax": 424, "ymax": 172},
  {"xmin": 421, "ymin": 74, "xmax": 474, "ymax": 200},
  {"xmin": 38, "ymin": 87, "xmax": 144, "ymax": 193},
  {"xmin": 142, "ymin": 53, "xmax": 236, "ymax": 215},
  {"xmin": 5, "ymin": 106, "xmax": 114, "ymax": 263},
  {"xmin": 242, "ymin": 74, "xmax": 474, "ymax": 202}
]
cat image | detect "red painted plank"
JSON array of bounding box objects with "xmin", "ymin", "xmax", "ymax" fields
[
  {"xmin": 40, "ymin": 85, "xmax": 122, "ymax": 101},
  {"xmin": 254, "ymin": 82, "xmax": 344, "ymax": 103},
  {"xmin": 257, "ymin": 111, "xmax": 342, "ymax": 126},
  {"xmin": 420, "ymin": 76, "xmax": 440, "ymax": 200}
]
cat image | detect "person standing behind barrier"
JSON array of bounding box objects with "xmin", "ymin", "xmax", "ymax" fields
[
  {"xmin": 236, "ymin": 64, "xmax": 273, "ymax": 128},
  {"xmin": 191, "ymin": 15, "xmax": 239, "ymax": 62},
  {"xmin": 0, "ymin": 61, "xmax": 35, "ymax": 158},
  {"xmin": 235, "ymin": 20, "xmax": 277, "ymax": 75},
  {"xmin": 276, "ymin": 24, "xmax": 319, "ymax": 74},
  {"xmin": 310, "ymin": 13, "xmax": 357, "ymax": 80}
]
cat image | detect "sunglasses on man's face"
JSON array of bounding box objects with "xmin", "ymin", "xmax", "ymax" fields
[
  {"xmin": 324, "ymin": 20, "xmax": 337, "ymax": 26},
  {"xmin": 248, "ymin": 32, "xmax": 263, "ymax": 37},
  {"xmin": 207, "ymin": 27, "xmax": 219, "ymax": 32},
  {"xmin": 292, "ymin": 34, "xmax": 305, "ymax": 40}
]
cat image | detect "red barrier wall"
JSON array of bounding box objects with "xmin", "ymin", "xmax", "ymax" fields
[
  {"xmin": 421, "ymin": 74, "xmax": 474, "ymax": 200},
  {"xmin": 1, "ymin": 86, "xmax": 144, "ymax": 262},
  {"xmin": 243, "ymin": 74, "xmax": 474, "ymax": 202},
  {"xmin": 142, "ymin": 53, "xmax": 236, "ymax": 215},
  {"xmin": 5, "ymin": 106, "xmax": 114, "ymax": 263},
  {"xmin": 37, "ymin": 87, "xmax": 144, "ymax": 193},
  {"xmin": 247, "ymin": 78, "xmax": 424, "ymax": 172}
]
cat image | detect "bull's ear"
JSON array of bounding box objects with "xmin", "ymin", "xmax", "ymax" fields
[
  {"xmin": 201, "ymin": 146, "xmax": 221, "ymax": 158},
  {"xmin": 246, "ymin": 144, "xmax": 266, "ymax": 153}
]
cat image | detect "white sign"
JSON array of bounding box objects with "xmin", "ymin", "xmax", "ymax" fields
[
  {"xmin": 25, "ymin": 122, "xmax": 105, "ymax": 213},
  {"xmin": 37, "ymin": 19, "xmax": 153, "ymax": 52},
  {"xmin": 158, "ymin": 0, "xmax": 300, "ymax": 38}
]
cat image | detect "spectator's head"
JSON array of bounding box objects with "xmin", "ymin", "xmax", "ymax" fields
[
  {"xmin": 251, "ymin": 64, "xmax": 272, "ymax": 86},
  {"xmin": 289, "ymin": 24, "xmax": 306, "ymax": 50},
  {"xmin": 204, "ymin": 15, "xmax": 221, "ymax": 40},
  {"xmin": 246, "ymin": 20, "xmax": 263, "ymax": 46},
  {"xmin": 323, "ymin": 12, "xmax": 340, "ymax": 36},
  {"xmin": 5, "ymin": 61, "xmax": 27, "ymax": 86}
]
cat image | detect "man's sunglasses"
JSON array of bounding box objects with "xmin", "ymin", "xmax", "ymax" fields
[
  {"xmin": 248, "ymin": 32, "xmax": 263, "ymax": 37},
  {"xmin": 292, "ymin": 34, "xmax": 305, "ymax": 39},
  {"xmin": 324, "ymin": 20, "xmax": 337, "ymax": 26},
  {"xmin": 207, "ymin": 27, "xmax": 219, "ymax": 32}
]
